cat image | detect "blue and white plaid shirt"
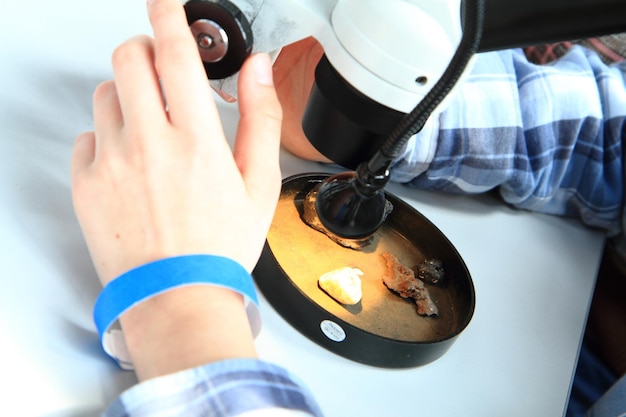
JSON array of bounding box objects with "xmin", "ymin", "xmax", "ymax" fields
[
  {"xmin": 104, "ymin": 359, "xmax": 324, "ymax": 416},
  {"xmin": 391, "ymin": 46, "xmax": 626, "ymax": 238}
]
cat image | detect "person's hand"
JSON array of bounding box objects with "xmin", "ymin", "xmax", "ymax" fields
[
  {"xmin": 71, "ymin": 0, "xmax": 283, "ymax": 381},
  {"xmin": 273, "ymin": 37, "xmax": 331, "ymax": 163},
  {"xmin": 71, "ymin": 0, "xmax": 282, "ymax": 287}
]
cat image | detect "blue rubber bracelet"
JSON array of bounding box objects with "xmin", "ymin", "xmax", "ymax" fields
[{"xmin": 93, "ymin": 254, "xmax": 260, "ymax": 369}]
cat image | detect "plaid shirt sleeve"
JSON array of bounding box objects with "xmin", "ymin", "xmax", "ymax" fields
[
  {"xmin": 390, "ymin": 46, "xmax": 626, "ymax": 236},
  {"xmin": 103, "ymin": 359, "xmax": 324, "ymax": 417}
]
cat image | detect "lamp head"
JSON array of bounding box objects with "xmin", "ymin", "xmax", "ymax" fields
[{"xmin": 314, "ymin": 165, "xmax": 392, "ymax": 240}]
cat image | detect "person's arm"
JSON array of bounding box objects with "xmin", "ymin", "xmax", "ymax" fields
[
  {"xmin": 391, "ymin": 47, "xmax": 626, "ymax": 235},
  {"xmin": 71, "ymin": 0, "xmax": 322, "ymax": 415},
  {"xmin": 71, "ymin": 2, "xmax": 273, "ymax": 379},
  {"xmin": 103, "ymin": 358, "xmax": 321, "ymax": 417}
]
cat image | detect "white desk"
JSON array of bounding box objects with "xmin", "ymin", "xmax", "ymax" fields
[{"xmin": 0, "ymin": 1, "xmax": 604, "ymax": 416}]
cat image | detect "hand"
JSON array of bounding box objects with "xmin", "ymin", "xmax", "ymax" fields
[
  {"xmin": 71, "ymin": 0, "xmax": 283, "ymax": 381},
  {"xmin": 273, "ymin": 37, "xmax": 331, "ymax": 163},
  {"xmin": 71, "ymin": 1, "xmax": 282, "ymax": 286}
]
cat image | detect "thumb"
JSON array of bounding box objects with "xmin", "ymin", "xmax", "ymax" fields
[{"xmin": 234, "ymin": 53, "xmax": 283, "ymax": 202}]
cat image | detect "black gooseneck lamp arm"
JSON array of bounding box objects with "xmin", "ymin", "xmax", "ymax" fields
[{"xmin": 314, "ymin": 0, "xmax": 486, "ymax": 240}]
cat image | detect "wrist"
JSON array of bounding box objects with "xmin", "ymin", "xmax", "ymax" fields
[
  {"xmin": 92, "ymin": 255, "xmax": 262, "ymax": 377},
  {"xmin": 120, "ymin": 285, "xmax": 258, "ymax": 381}
]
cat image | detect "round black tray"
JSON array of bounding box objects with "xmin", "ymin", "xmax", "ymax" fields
[{"xmin": 253, "ymin": 173, "xmax": 475, "ymax": 368}]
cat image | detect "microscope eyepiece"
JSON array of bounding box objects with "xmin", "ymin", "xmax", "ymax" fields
[{"xmin": 302, "ymin": 55, "xmax": 405, "ymax": 170}]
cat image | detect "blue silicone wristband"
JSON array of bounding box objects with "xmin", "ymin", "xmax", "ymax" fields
[{"xmin": 93, "ymin": 254, "xmax": 260, "ymax": 368}]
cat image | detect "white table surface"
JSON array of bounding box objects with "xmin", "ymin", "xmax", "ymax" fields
[{"xmin": 0, "ymin": 1, "xmax": 605, "ymax": 416}]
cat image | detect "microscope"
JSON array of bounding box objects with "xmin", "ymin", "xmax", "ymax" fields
[
  {"xmin": 184, "ymin": 0, "xmax": 626, "ymax": 240},
  {"xmin": 183, "ymin": 0, "xmax": 626, "ymax": 367}
]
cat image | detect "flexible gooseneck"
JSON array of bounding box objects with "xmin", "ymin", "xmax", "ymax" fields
[{"xmin": 314, "ymin": 0, "xmax": 485, "ymax": 240}]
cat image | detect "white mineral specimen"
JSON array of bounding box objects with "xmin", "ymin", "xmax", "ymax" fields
[{"xmin": 318, "ymin": 267, "xmax": 363, "ymax": 305}]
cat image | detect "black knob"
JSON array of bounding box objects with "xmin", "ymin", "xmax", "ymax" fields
[{"xmin": 184, "ymin": 0, "xmax": 253, "ymax": 79}]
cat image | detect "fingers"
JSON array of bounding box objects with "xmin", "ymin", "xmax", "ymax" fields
[
  {"xmin": 71, "ymin": 131, "xmax": 96, "ymax": 183},
  {"xmin": 213, "ymin": 87, "xmax": 237, "ymax": 103},
  {"xmin": 147, "ymin": 0, "xmax": 220, "ymax": 129},
  {"xmin": 234, "ymin": 53, "xmax": 283, "ymax": 202},
  {"xmin": 93, "ymin": 81, "xmax": 123, "ymax": 137},
  {"xmin": 111, "ymin": 35, "xmax": 165, "ymax": 128},
  {"xmin": 72, "ymin": 80, "xmax": 120, "ymax": 179}
]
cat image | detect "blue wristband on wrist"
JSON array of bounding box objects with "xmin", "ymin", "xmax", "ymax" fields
[{"xmin": 93, "ymin": 254, "xmax": 261, "ymax": 370}]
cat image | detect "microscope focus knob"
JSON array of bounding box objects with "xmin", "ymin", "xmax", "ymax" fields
[{"xmin": 184, "ymin": 0, "xmax": 253, "ymax": 79}]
